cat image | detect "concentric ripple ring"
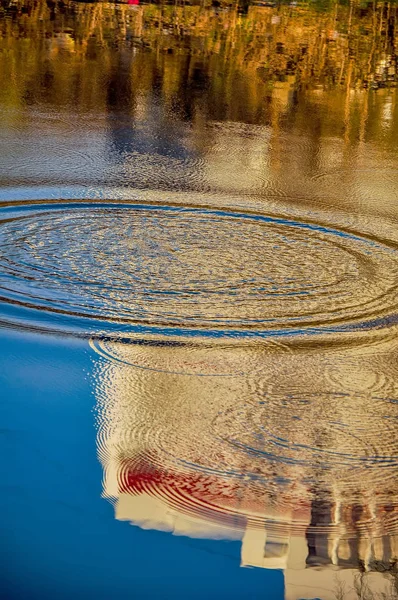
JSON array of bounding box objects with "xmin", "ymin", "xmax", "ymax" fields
[{"xmin": 1, "ymin": 199, "xmax": 398, "ymax": 339}]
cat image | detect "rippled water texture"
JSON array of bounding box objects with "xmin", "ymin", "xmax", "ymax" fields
[
  {"xmin": 1, "ymin": 200, "xmax": 398, "ymax": 339},
  {"xmin": 93, "ymin": 336, "xmax": 398, "ymax": 598},
  {"xmin": 2, "ymin": 1, "xmax": 398, "ymax": 599}
]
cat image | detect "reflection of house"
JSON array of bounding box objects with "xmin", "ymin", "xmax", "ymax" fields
[
  {"xmin": 92, "ymin": 337, "xmax": 398, "ymax": 600},
  {"xmin": 103, "ymin": 450, "xmax": 398, "ymax": 600}
]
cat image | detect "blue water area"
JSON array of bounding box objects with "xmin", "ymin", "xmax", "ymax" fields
[{"xmin": 0, "ymin": 328, "xmax": 283, "ymax": 599}]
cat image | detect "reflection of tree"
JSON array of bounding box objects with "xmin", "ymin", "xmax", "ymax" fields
[{"xmin": 0, "ymin": 0, "xmax": 396, "ymax": 128}]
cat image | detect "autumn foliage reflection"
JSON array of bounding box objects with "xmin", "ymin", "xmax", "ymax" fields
[{"xmin": 0, "ymin": 0, "xmax": 396, "ymax": 130}]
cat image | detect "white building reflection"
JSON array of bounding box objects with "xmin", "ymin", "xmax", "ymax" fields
[{"xmin": 92, "ymin": 335, "xmax": 398, "ymax": 600}]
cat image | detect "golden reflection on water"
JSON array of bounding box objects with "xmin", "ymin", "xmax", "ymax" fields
[
  {"xmin": 92, "ymin": 335, "xmax": 398, "ymax": 600},
  {"xmin": 1, "ymin": 1, "xmax": 397, "ymax": 205},
  {"xmin": 3, "ymin": 202, "xmax": 398, "ymax": 337},
  {"xmin": 1, "ymin": 2, "xmax": 398, "ymax": 598}
]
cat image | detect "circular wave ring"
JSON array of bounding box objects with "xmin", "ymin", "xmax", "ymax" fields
[
  {"xmin": 212, "ymin": 392, "xmax": 398, "ymax": 476},
  {"xmin": 90, "ymin": 337, "xmax": 291, "ymax": 376},
  {"xmin": 1, "ymin": 200, "xmax": 398, "ymax": 339}
]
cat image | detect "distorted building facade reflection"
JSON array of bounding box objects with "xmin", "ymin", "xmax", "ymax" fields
[{"xmin": 92, "ymin": 336, "xmax": 398, "ymax": 600}]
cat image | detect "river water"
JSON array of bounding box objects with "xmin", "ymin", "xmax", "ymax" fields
[{"xmin": 1, "ymin": 1, "xmax": 398, "ymax": 599}]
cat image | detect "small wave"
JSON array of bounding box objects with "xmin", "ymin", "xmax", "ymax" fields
[
  {"xmin": 93, "ymin": 341, "xmax": 398, "ymax": 555},
  {"xmin": 90, "ymin": 337, "xmax": 290, "ymax": 377},
  {"xmin": 1, "ymin": 199, "xmax": 398, "ymax": 341},
  {"xmin": 212, "ymin": 393, "xmax": 398, "ymax": 479}
]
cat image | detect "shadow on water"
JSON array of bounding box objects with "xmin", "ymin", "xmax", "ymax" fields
[{"xmin": 1, "ymin": 1, "xmax": 398, "ymax": 599}]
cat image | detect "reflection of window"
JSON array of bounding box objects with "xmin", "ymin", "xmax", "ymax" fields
[{"xmin": 264, "ymin": 541, "xmax": 288, "ymax": 559}]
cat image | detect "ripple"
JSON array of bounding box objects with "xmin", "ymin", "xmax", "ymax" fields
[
  {"xmin": 90, "ymin": 337, "xmax": 290, "ymax": 376},
  {"xmin": 93, "ymin": 347, "xmax": 398, "ymax": 555},
  {"xmin": 109, "ymin": 451, "xmax": 398, "ymax": 544},
  {"xmin": 0, "ymin": 111, "xmax": 99, "ymax": 184},
  {"xmin": 1, "ymin": 199, "xmax": 398, "ymax": 340},
  {"xmin": 311, "ymin": 167, "xmax": 398, "ymax": 184},
  {"xmin": 212, "ymin": 393, "xmax": 398, "ymax": 477}
]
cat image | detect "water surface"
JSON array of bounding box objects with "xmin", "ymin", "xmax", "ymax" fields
[{"xmin": 1, "ymin": 1, "xmax": 398, "ymax": 599}]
